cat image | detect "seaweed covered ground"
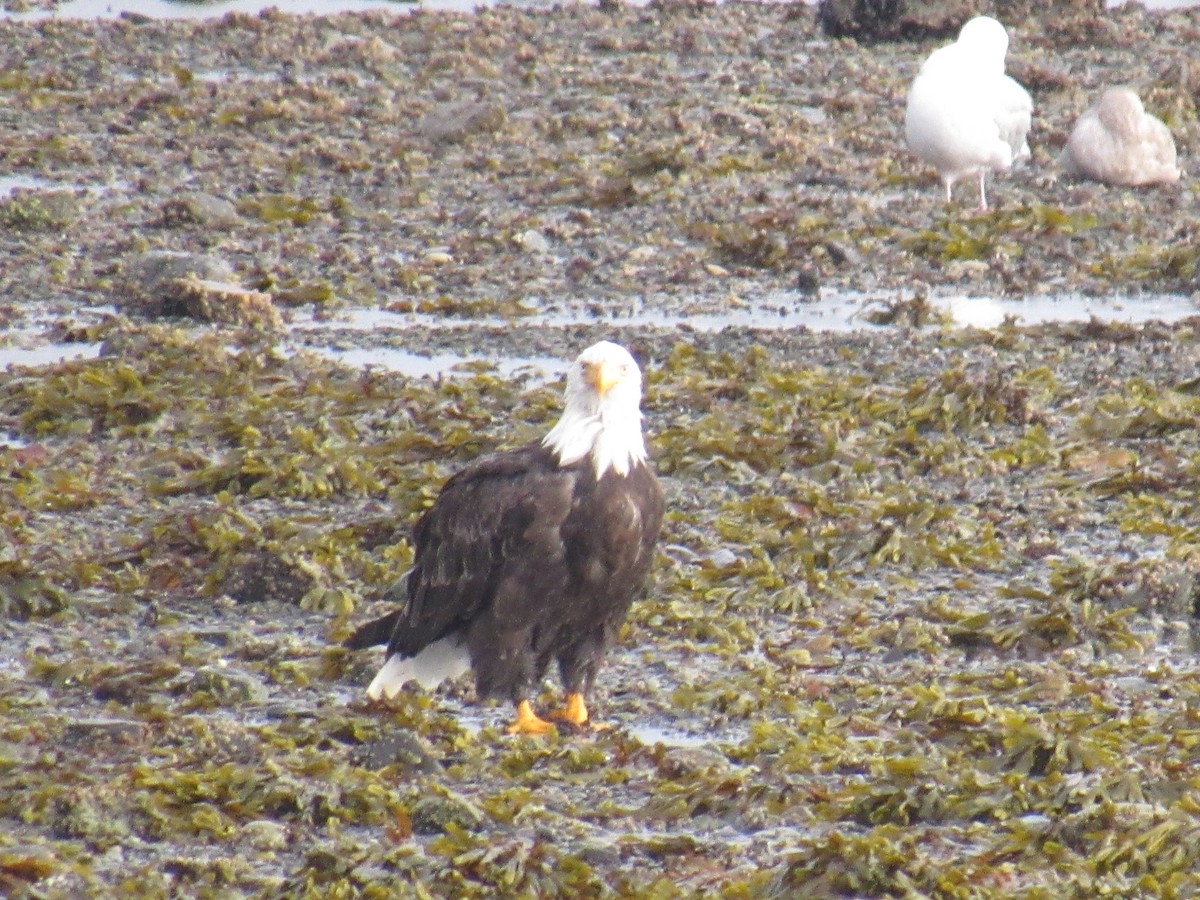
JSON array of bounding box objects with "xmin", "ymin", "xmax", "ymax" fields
[{"xmin": 3, "ymin": 1, "xmax": 1200, "ymax": 897}]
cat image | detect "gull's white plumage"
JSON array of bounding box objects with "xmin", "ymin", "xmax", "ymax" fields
[
  {"xmin": 905, "ymin": 16, "xmax": 1032, "ymax": 210},
  {"xmin": 1060, "ymin": 87, "xmax": 1181, "ymax": 187}
]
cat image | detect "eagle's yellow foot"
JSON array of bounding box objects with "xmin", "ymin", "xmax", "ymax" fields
[
  {"xmin": 507, "ymin": 699, "xmax": 556, "ymax": 735},
  {"xmin": 546, "ymin": 692, "xmax": 592, "ymax": 727}
]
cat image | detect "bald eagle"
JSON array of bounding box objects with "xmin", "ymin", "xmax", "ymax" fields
[{"xmin": 345, "ymin": 340, "xmax": 664, "ymax": 735}]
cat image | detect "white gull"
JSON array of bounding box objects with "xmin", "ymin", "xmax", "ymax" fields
[
  {"xmin": 1060, "ymin": 87, "xmax": 1181, "ymax": 187},
  {"xmin": 904, "ymin": 16, "xmax": 1033, "ymax": 211}
]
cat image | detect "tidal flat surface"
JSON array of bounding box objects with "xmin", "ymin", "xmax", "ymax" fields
[{"xmin": 3, "ymin": 2, "xmax": 1200, "ymax": 896}]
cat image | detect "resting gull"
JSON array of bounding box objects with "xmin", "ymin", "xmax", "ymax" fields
[
  {"xmin": 1060, "ymin": 87, "xmax": 1181, "ymax": 186},
  {"xmin": 904, "ymin": 16, "xmax": 1033, "ymax": 211}
]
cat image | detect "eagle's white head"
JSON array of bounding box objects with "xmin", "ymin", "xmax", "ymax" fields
[{"xmin": 542, "ymin": 340, "xmax": 648, "ymax": 478}]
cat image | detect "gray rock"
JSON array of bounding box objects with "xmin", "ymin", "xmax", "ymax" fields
[
  {"xmin": 418, "ymin": 100, "xmax": 507, "ymax": 144},
  {"xmin": 241, "ymin": 819, "xmax": 289, "ymax": 851},
  {"xmin": 354, "ymin": 731, "xmax": 442, "ymax": 773},
  {"xmin": 515, "ymin": 228, "xmax": 551, "ymax": 254},
  {"xmin": 409, "ymin": 792, "xmax": 484, "ymax": 834},
  {"xmin": 183, "ymin": 666, "xmax": 268, "ymax": 704},
  {"xmin": 118, "ymin": 250, "xmax": 232, "ymax": 315},
  {"xmin": 160, "ymin": 191, "xmax": 241, "ymax": 228},
  {"xmin": 125, "ymin": 250, "xmax": 236, "ymax": 290},
  {"xmin": 62, "ymin": 717, "xmax": 149, "ymax": 744}
]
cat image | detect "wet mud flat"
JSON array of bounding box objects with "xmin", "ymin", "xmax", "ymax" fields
[
  {"xmin": 6, "ymin": 317, "xmax": 1200, "ymax": 896},
  {"xmin": 0, "ymin": 0, "xmax": 1198, "ymax": 326},
  {"xmin": 3, "ymin": 1, "xmax": 1200, "ymax": 896}
]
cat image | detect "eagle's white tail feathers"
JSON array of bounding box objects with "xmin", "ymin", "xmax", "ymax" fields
[{"xmin": 366, "ymin": 635, "xmax": 471, "ymax": 700}]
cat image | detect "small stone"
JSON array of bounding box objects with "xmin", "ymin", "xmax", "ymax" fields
[
  {"xmin": 515, "ymin": 229, "xmax": 550, "ymax": 254},
  {"xmin": 703, "ymin": 548, "xmax": 739, "ymax": 568},
  {"xmin": 124, "ymin": 251, "xmax": 235, "ymax": 293},
  {"xmin": 221, "ymin": 550, "xmax": 318, "ymax": 605},
  {"xmin": 241, "ymin": 820, "xmax": 289, "ymax": 851},
  {"xmin": 63, "ymin": 717, "xmax": 148, "ymax": 744},
  {"xmin": 165, "ymin": 276, "xmax": 283, "ymax": 330},
  {"xmin": 575, "ymin": 839, "xmax": 622, "ymax": 868},
  {"xmin": 160, "ymin": 191, "xmax": 240, "ymax": 228},
  {"xmin": 418, "ymin": 100, "xmax": 507, "ymax": 144},
  {"xmin": 654, "ymin": 745, "xmax": 729, "ymax": 779},
  {"xmin": 354, "ymin": 731, "xmax": 442, "ymax": 773},
  {"xmin": 409, "ymin": 792, "xmax": 484, "ymax": 835},
  {"xmin": 115, "ymin": 251, "xmax": 283, "ymax": 330},
  {"xmin": 183, "ymin": 666, "xmax": 267, "ymax": 704}
]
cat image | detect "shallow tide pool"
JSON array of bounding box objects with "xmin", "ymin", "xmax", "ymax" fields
[{"xmin": 3, "ymin": 290, "xmax": 1197, "ymax": 380}]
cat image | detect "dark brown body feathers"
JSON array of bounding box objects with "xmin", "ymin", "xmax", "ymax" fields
[{"xmin": 347, "ymin": 442, "xmax": 664, "ymax": 704}]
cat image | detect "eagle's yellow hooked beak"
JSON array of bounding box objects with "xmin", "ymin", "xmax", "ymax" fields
[{"xmin": 584, "ymin": 359, "xmax": 621, "ymax": 397}]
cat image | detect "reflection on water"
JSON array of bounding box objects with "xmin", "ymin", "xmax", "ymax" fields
[
  {"xmin": 2, "ymin": 289, "xmax": 1195, "ymax": 382},
  {"xmin": 0, "ymin": 343, "xmax": 102, "ymax": 369},
  {"xmin": 935, "ymin": 292, "xmax": 1198, "ymax": 329},
  {"xmin": 297, "ymin": 289, "xmax": 1200, "ymax": 335},
  {"xmin": 0, "ymin": 173, "xmax": 132, "ymax": 198},
  {"xmin": 0, "ymin": 174, "xmax": 55, "ymax": 198},
  {"xmin": 626, "ymin": 724, "xmax": 716, "ymax": 749},
  {"xmin": 292, "ymin": 299, "xmax": 870, "ymax": 337},
  {"xmin": 287, "ymin": 290, "xmax": 1199, "ymax": 377},
  {"xmin": 306, "ymin": 346, "xmax": 570, "ymax": 380}
]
